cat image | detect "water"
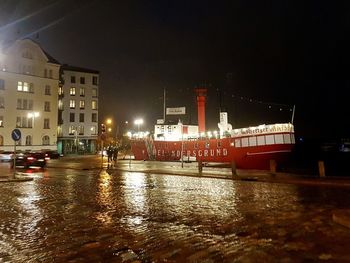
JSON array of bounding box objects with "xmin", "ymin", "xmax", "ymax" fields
[{"xmin": 1, "ymin": 168, "xmax": 350, "ymax": 262}]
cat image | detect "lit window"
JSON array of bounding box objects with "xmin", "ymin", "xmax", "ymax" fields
[
  {"xmin": 79, "ymin": 100, "xmax": 85, "ymax": 109},
  {"xmin": 78, "ymin": 125, "xmax": 84, "ymax": 135},
  {"xmin": 70, "ymin": 100, "xmax": 75, "ymax": 108},
  {"xmin": 69, "ymin": 125, "xmax": 75, "ymax": 135},
  {"xmin": 58, "ymin": 100, "xmax": 63, "ymax": 110},
  {"xmin": 90, "ymin": 126, "xmax": 97, "ymax": 135},
  {"xmin": 0, "ymin": 116, "xmax": 3, "ymax": 127},
  {"xmin": 58, "ymin": 86, "xmax": 63, "ymax": 95},
  {"xmin": 241, "ymin": 138, "xmax": 249, "ymax": 147},
  {"xmin": 17, "ymin": 81, "xmax": 23, "ymax": 91},
  {"xmin": 92, "ymin": 100, "xmax": 97, "ymax": 110},
  {"xmin": 249, "ymin": 136, "xmax": 257, "ymax": 146},
  {"xmin": 70, "ymin": 87, "xmax": 76, "ymax": 95},
  {"xmin": 257, "ymin": 136, "xmax": 265, "ymax": 146}
]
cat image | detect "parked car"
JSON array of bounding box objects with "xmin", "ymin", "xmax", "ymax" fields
[
  {"xmin": 0, "ymin": 151, "xmax": 14, "ymax": 162},
  {"xmin": 43, "ymin": 150, "xmax": 61, "ymax": 159},
  {"xmin": 11, "ymin": 152, "xmax": 46, "ymax": 168}
]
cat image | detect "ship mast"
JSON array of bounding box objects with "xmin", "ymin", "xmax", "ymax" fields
[{"xmin": 163, "ymin": 88, "xmax": 166, "ymax": 122}]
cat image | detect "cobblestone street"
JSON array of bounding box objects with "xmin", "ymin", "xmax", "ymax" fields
[{"xmin": 1, "ymin": 156, "xmax": 350, "ymax": 262}]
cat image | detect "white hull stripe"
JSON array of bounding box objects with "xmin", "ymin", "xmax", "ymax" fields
[{"xmin": 246, "ymin": 150, "xmax": 291, "ymax": 156}]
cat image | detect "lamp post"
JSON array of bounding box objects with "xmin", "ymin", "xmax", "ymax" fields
[{"xmin": 72, "ymin": 127, "xmax": 78, "ymax": 154}]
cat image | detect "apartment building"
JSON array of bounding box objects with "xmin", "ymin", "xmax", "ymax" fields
[
  {"xmin": 57, "ymin": 65, "xmax": 99, "ymax": 155},
  {"xmin": 0, "ymin": 39, "xmax": 60, "ymax": 151}
]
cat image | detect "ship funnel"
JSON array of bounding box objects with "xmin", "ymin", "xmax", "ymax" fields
[{"xmin": 195, "ymin": 88, "xmax": 207, "ymax": 133}]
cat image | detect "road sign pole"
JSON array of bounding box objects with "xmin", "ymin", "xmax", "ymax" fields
[{"xmin": 13, "ymin": 141, "xmax": 16, "ymax": 179}]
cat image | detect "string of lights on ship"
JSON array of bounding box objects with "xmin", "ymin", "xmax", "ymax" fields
[{"xmin": 228, "ymin": 94, "xmax": 294, "ymax": 112}]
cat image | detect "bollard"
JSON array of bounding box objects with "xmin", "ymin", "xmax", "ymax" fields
[
  {"xmin": 198, "ymin": 160, "xmax": 203, "ymax": 175},
  {"xmin": 270, "ymin": 159, "xmax": 277, "ymax": 175},
  {"xmin": 318, "ymin": 160, "xmax": 326, "ymax": 177},
  {"xmin": 231, "ymin": 161, "xmax": 237, "ymax": 177}
]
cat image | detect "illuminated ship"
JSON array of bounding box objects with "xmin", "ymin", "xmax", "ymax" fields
[{"xmin": 130, "ymin": 88, "xmax": 295, "ymax": 170}]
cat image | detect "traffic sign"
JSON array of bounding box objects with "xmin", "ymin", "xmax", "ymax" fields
[{"xmin": 11, "ymin": 129, "xmax": 21, "ymax": 141}]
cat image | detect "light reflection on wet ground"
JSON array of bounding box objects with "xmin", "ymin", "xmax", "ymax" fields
[{"xmin": 1, "ymin": 167, "xmax": 350, "ymax": 262}]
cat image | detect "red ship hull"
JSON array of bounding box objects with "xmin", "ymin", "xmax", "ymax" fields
[{"xmin": 131, "ymin": 131, "xmax": 294, "ymax": 170}]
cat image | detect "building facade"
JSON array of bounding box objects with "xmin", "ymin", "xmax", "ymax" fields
[
  {"xmin": 0, "ymin": 39, "xmax": 60, "ymax": 151},
  {"xmin": 57, "ymin": 65, "xmax": 99, "ymax": 155}
]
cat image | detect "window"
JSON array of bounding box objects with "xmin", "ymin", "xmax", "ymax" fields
[
  {"xmin": 17, "ymin": 81, "xmax": 33, "ymax": 93},
  {"xmin": 49, "ymin": 69, "xmax": 53, "ymax": 78},
  {"xmin": 235, "ymin": 139, "xmax": 241, "ymax": 148},
  {"xmin": 257, "ymin": 136, "xmax": 265, "ymax": 146},
  {"xmin": 90, "ymin": 126, "xmax": 97, "ymax": 135},
  {"xmin": 21, "ymin": 117, "xmax": 27, "ymax": 128},
  {"xmin": 44, "ymin": 101, "xmax": 50, "ymax": 112},
  {"xmin": 265, "ymin": 135, "xmax": 275, "ymax": 145},
  {"xmin": 17, "ymin": 99, "xmax": 22, "ymax": 109},
  {"xmin": 44, "ymin": 118, "xmax": 50, "ymax": 129},
  {"xmin": 79, "ymin": 113, "xmax": 84, "ymax": 122},
  {"xmin": 70, "ymin": 113, "xmax": 75, "ymax": 122},
  {"xmin": 92, "ymin": 76, "xmax": 98, "ymax": 85},
  {"xmin": 0, "ymin": 135, "xmax": 3, "ymax": 145},
  {"xmin": 241, "ymin": 137, "xmax": 249, "ymax": 147},
  {"xmin": 80, "ymin": 88, "xmax": 85, "ymax": 96},
  {"xmin": 28, "ymin": 100, "xmax": 33, "ymax": 110},
  {"xmin": 70, "ymin": 87, "xmax": 76, "ymax": 95},
  {"xmin": 92, "ymin": 88, "xmax": 97, "ymax": 97},
  {"xmin": 78, "ymin": 125, "xmax": 84, "ymax": 135},
  {"xmin": 0, "ymin": 79, "xmax": 4, "ymax": 90},
  {"xmin": 23, "ymin": 99, "xmax": 28, "ymax": 110},
  {"xmin": 28, "ymin": 117, "xmax": 33, "ymax": 128},
  {"xmin": 283, "ymin": 134, "xmax": 291, "ymax": 144},
  {"xmin": 58, "ymin": 100, "xmax": 63, "ymax": 110},
  {"xmin": 249, "ymin": 136, "xmax": 257, "ymax": 147},
  {"xmin": 80, "ymin": 77, "xmax": 85, "ymax": 84},
  {"xmin": 274, "ymin": 134, "xmax": 284, "ymax": 144},
  {"xmin": 25, "ymin": 135, "xmax": 32, "ymax": 146},
  {"xmin": 71, "ymin": 76, "xmax": 76, "ymax": 83},
  {"xmin": 59, "ymin": 86, "xmax": 63, "ymax": 95},
  {"xmin": 42, "ymin": 135, "xmax": 50, "ymax": 145},
  {"xmin": 0, "ymin": 97, "xmax": 4, "ymax": 108},
  {"xmin": 70, "ymin": 100, "xmax": 75, "ymax": 109},
  {"xmin": 92, "ymin": 113, "xmax": 97, "ymax": 122},
  {"xmin": 0, "ymin": 116, "xmax": 3, "ymax": 127},
  {"xmin": 79, "ymin": 100, "xmax": 85, "ymax": 109},
  {"xmin": 69, "ymin": 125, "xmax": 75, "ymax": 135},
  {"xmin": 92, "ymin": 100, "xmax": 97, "ymax": 110},
  {"xmin": 16, "ymin": 117, "xmax": 21, "ymax": 127},
  {"xmin": 45, "ymin": 85, "xmax": 51, "ymax": 95}
]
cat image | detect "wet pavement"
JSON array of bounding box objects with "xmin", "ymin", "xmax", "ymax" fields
[{"xmin": 1, "ymin": 156, "xmax": 350, "ymax": 262}]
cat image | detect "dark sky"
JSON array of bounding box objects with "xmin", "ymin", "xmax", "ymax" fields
[{"xmin": 1, "ymin": 0, "xmax": 350, "ymax": 140}]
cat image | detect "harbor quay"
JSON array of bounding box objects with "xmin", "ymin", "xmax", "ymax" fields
[{"xmin": 1, "ymin": 155, "xmax": 350, "ymax": 262}]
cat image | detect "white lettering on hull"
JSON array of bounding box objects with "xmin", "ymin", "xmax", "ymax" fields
[{"xmin": 154, "ymin": 148, "xmax": 229, "ymax": 158}]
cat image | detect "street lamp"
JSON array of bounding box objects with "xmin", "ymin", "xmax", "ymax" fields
[{"xmin": 134, "ymin": 118, "xmax": 143, "ymax": 135}]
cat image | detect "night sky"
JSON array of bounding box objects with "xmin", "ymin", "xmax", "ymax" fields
[{"xmin": 1, "ymin": 0, "xmax": 349, "ymax": 140}]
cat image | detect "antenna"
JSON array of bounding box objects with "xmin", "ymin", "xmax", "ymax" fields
[{"xmin": 291, "ymin": 104, "xmax": 296, "ymax": 124}]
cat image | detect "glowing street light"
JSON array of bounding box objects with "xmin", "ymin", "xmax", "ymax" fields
[
  {"xmin": 106, "ymin": 118, "xmax": 112, "ymax": 125},
  {"xmin": 134, "ymin": 118, "xmax": 143, "ymax": 133}
]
